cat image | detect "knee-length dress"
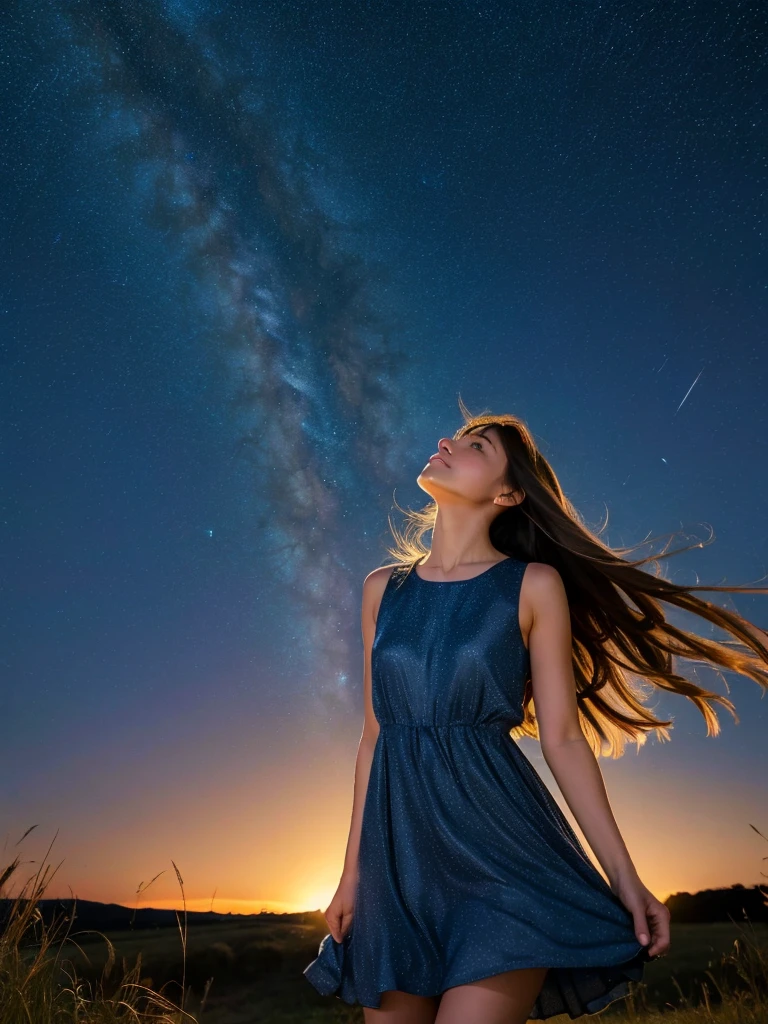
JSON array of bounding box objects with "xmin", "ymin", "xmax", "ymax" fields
[{"xmin": 303, "ymin": 557, "xmax": 651, "ymax": 1018}]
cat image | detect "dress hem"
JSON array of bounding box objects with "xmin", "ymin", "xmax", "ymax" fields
[{"xmin": 303, "ymin": 938, "xmax": 651, "ymax": 1018}]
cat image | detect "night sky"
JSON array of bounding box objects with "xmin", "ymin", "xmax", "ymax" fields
[{"xmin": 2, "ymin": 0, "xmax": 766, "ymax": 914}]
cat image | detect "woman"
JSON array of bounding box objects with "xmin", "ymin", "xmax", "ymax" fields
[{"xmin": 304, "ymin": 407, "xmax": 768, "ymax": 1023}]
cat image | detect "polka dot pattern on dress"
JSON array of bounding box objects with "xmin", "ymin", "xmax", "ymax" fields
[{"xmin": 303, "ymin": 557, "xmax": 651, "ymax": 1017}]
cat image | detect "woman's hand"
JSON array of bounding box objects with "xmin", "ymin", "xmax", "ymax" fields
[
  {"xmin": 324, "ymin": 871, "xmax": 358, "ymax": 943},
  {"xmin": 612, "ymin": 874, "xmax": 671, "ymax": 958}
]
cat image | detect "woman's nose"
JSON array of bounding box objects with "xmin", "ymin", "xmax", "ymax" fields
[{"xmin": 437, "ymin": 437, "xmax": 452, "ymax": 453}]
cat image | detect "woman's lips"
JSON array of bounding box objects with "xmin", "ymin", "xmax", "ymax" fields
[{"xmin": 429, "ymin": 455, "xmax": 448, "ymax": 466}]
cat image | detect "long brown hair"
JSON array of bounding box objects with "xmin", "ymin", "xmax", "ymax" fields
[{"xmin": 384, "ymin": 401, "xmax": 768, "ymax": 758}]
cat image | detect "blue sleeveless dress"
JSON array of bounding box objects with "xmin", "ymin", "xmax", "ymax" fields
[{"xmin": 303, "ymin": 558, "xmax": 651, "ymax": 1018}]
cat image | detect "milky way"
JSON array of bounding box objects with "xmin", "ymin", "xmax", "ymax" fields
[{"xmin": 56, "ymin": 0, "xmax": 417, "ymax": 706}]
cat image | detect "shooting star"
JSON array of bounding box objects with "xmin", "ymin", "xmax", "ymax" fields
[{"xmin": 674, "ymin": 367, "xmax": 704, "ymax": 415}]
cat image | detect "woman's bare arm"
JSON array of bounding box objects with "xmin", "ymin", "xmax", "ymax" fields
[
  {"xmin": 522, "ymin": 561, "xmax": 671, "ymax": 957},
  {"xmin": 525, "ymin": 562, "xmax": 640, "ymax": 889},
  {"xmin": 339, "ymin": 565, "xmax": 392, "ymax": 882}
]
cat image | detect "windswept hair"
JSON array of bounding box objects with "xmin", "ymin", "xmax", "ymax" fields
[{"xmin": 384, "ymin": 401, "xmax": 768, "ymax": 758}]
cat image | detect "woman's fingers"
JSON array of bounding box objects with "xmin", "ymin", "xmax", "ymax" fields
[
  {"xmin": 326, "ymin": 904, "xmax": 354, "ymax": 942},
  {"xmin": 618, "ymin": 881, "xmax": 671, "ymax": 959},
  {"xmin": 646, "ymin": 898, "xmax": 671, "ymax": 957},
  {"xmin": 339, "ymin": 908, "xmax": 354, "ymax": 940},
  {"xmin": 628, "ymin": 900, "xmax": 650, "ymax": 947},
  {"xmin": 325, "ymin": 909, "xmax": 340, "ymax": 942}
]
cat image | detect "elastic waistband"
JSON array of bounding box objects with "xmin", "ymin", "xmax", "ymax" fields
[{"xmin": 378, "ymin": 721, "xmax": 513, "ymax": 731}]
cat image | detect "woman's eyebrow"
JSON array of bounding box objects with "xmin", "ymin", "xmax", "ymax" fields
[{"xmin": 471, "ymin": 431, "xmax": 496, "ymax": 450}]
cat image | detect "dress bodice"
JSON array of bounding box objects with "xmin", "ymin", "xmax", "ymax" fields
[{"xmin": 371, "ymin": 558, "xmax": 530, "ymax": 731}]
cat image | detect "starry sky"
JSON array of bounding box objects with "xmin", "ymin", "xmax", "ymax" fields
[{"xmin": 2, "ymin": 0, "xmax": 766, "ymax": 914}]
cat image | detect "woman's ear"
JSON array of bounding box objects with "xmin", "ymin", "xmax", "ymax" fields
[{"xmin": 494, "ymin": 488, "xmax": 525, "ymax": 507}]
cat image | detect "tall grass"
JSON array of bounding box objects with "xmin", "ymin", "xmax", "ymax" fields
[
  {"xmin": 0, "ymin": 826, "xmax": 206, "ymax": 1022},
  {"xmin": 614, "ymin": 919, "xmax": 768, "ymax": 1023},
  {"xmin": 614, "ymin": 820, "xmax": 768, "ymax": 1022}
]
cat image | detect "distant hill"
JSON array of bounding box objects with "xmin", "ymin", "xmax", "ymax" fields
[
  {"xmin": 665, "ymin": 883, "xmax": 768, "ymax": 924},
  {"xmin": 1, "ymin": 884, "xmax": 765, "ymax": 934},
  {"xmin": 0, "ymin": 898, "xmax": 321, "ymax": 933}
]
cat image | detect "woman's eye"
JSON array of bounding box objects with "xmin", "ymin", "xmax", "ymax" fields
[{"xmin": 470, "ymin": 441, "xmax": 483, "ymax": 451}]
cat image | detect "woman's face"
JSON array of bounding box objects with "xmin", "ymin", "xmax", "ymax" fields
[{"xmin": 417, "ymin": 426, "xmax": 512, "ymax": 505}]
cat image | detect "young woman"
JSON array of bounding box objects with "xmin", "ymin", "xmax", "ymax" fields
[{"xmin": 304, "ymin": 408, "xmax": 768, "ymax": 1024}]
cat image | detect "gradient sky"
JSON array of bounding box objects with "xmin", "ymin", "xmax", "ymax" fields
[{"xmin": 2, "ymin": 0, "xmax": 766, "ymax": 915}]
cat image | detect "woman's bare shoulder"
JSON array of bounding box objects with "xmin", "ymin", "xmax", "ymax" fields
[
  {"xmin": 521, "ymin": 562, "xmax": 568, "ymax": 621},
  {"xmin": 361, "ymin": 564, "xmax": 401, "ymax": 634},
  {"xmin": 363, "ymin": 563, "xmax": 401, "ymax": 600},
  {"xmin": 523, "ymin": 561, "xmax": 564, "ymax": 591}
]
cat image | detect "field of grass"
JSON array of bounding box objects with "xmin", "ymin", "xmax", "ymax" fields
[{"xmin": 2, "ymin": 838, "xmax": 767, "ymax": 1023}]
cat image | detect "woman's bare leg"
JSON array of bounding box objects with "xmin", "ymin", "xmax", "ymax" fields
[
  {"xmin": 436, "ymin": 967, "xmax": 548, "ymax": 1024},
  {"xmin": 363, "ymin": 990, "xmax": 441, "ymax": 1024}
]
